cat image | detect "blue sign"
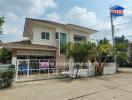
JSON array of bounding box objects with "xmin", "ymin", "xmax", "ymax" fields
[{"xmin": 111, "ymin": 5, "xmax": 124, "ymax": 17}]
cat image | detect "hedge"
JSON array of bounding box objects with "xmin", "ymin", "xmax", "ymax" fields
[{"xmin": 0, "ymin": 70, "xmax": 15, "ymax": 89}]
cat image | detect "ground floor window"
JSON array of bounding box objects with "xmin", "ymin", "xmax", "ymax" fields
[{"xmin": 17, "ymin": 59, "xmax": 56, "ymax": 76}]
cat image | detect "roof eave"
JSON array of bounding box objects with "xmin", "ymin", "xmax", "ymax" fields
[
  {"xmin": 66, "ymin": 24, "xmax": 98, "ymax": 34},
  {"xmin": 24, "ymin": 18, "xmax": 98, "ymax": 33},
  {"xmin": 2, "ymin": 45, "xmax": 57, "ymax": 51}
]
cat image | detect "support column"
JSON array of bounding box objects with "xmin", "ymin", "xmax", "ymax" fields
[
  {"xmin": 12, "ymin": 49, "xmax": 17, "ymax": 66},
  {"xmin": 12, "ymin": 49, "xmax": 17, "ymax": 82}
]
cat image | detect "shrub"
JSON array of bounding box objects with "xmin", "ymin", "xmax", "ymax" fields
[{"xmin": 0, "ymin": 70, "xmax": 15, "ymax": 89}]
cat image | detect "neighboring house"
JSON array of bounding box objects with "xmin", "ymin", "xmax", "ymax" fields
[
  {"xmin": 1, "ymin": 18, "xmax": 97, "ymax": 66},
  {"xmin": 128, "ymin": 41, "xmax": 132, "ymax": 61}
]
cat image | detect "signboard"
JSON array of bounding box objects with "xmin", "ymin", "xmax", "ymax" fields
[
  {"xmin": 111, "ymin": 5, "xmax": 124, "ymax": 17},
  {"xmin": 39, "ymin": 61, "xmax": 49, "ymax": 68}
]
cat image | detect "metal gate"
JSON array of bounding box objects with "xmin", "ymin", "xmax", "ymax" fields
[{"xmin": 16, "ymin": 59, "xmax": 69, "ymax": 82}]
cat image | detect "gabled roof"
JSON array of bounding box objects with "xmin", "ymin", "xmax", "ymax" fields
[
  {"xmin": 26, "ymin": 18, "xmax": 65, "ymax": 27},
  {"xmin": 1, "ymin": 40, "xmax": 57, "ymax": 51},
  {"xmin": 111, "ymin": 5, "xmax": 124, "ymax": 10},
  {"xmin": 26, "ymin": 18, "xmax": 97, "ymax": 31},
  {"xmin": 23, "ymin": 18, "xmax": 98, "ymax": 37}
]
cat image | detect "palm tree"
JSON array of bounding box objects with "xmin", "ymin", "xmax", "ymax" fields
[{"xmin": 94, "ymin": 39, "xmax": 112, "ymax": 76}]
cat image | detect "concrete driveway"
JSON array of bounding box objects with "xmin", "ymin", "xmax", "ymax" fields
[{"xmin": 1, "ymin": 68, "xmax": 132, "ymax": 100}]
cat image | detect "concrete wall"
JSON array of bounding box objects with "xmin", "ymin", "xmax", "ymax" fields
[
  {"xmin": 103, "ymin": 63, "xmax": 116, "ymax": 75},
  {"xmin": 69, "ymin": 63, "xmax": 116, "ymax": 78}
]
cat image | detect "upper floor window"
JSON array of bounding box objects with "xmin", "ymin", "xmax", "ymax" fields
[
  {"xmin": 56, "ymin": 32, "xmax": 59, "ymax": 39},
  {"xmin": 74, "ymin": 35, "xmax": 86, "ymax": 42},
  {"xmin": 41, "ymin": 32, "xmax": 49, "ymax": 40}
]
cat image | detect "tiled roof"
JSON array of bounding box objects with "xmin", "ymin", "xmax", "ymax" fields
[
  {"xmin": 26, "ymin": 18, "xmax": 98, "ymax": 32},
  {"xmin": 1, "ymin": 40, "xmax": 57, "ymax": 51}
]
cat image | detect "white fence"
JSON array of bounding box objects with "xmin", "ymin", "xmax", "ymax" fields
[
  {"xmin": 16, "ymin": 59, "xmax": 69, "ymax": 82},
  {"xmin": 15, "ymin": 59, "xmax": 116, "ymax": 81}
]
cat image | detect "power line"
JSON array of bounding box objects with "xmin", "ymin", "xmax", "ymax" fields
[{"xmin": 114, "ymin": 22, "xmax": 132, "ymax": 26}]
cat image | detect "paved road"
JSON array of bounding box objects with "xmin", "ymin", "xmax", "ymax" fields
[
  {"xmin": 119, "ymin": 68, "xmax": 132, "ymax": 73},
  {"xmin": 1, "ymin": 68, "xmax": 132, "ymax": 100}
]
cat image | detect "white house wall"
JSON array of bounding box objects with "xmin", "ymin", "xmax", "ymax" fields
[
  {"xmin": 32, "ymin": 25, "xmax": 57, "ymax": 46},
  {"xmin": 32, "ymin": 25, "xmax": 91, "ymax": 47}
]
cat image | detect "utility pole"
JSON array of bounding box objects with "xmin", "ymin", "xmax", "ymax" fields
[
  {"xmin": 110, "ymin": 4, "xmax": 124, "ymax": 73},
  {"xmin": 110, "ymin": 5, "xmax": 118, "ymax": 72},
  {"xmin": 110, "ymin": 6, "xmax": 115, "ymax": 46}
]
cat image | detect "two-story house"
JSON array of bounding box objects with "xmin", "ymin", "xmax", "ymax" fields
[{"xmin": 1, "ymin": 18, "xmax": 97, "ymax": 67}]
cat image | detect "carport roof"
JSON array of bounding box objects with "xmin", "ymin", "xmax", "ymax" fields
[{"xmin": 1, "ymin": 40, "xmax": 57, "ymax": 51}]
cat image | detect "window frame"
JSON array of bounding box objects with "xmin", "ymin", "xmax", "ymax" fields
[
  {"xmin": 60, "ymin": 33, "xmax": 67, "ymax": 54},
  {"xmin": 41, "ymin": 32, "xmax": 50, "ymax": 40},
  {"xmin": 55, "ymin": 32, "xmax": 59, "ymax": 40}
]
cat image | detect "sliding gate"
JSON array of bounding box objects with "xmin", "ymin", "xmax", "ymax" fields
[{"xmin": 16, "ymin": 59, "xmax": 69, "ymax": 82}]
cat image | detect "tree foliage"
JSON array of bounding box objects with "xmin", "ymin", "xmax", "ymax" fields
[
  {"xmin": 0, "ymin": 17, "xmax": 4, "ymax": 34},
  {"xmin": 67, "ymin": 41, "xmax": 95, "ymax": 63},
  {"xmin": 0, "ymin": 48, "xmax": 11, "ymax": 63},
  {"xmin": 118, "ymin": 52, "xmax": 128, "ymax": 61},
  {"xmin": 67, "ymin": 38, "xmax": 113, "ymax": 78},
  {"xmin": 115, "ymin": 35, "xmax": 129, "ymax": 66},
  {"xmin": 67, "ymin": 41, "xmax": 95, "ymax": 78},
  {"xmin": 93, "ymin": 38, "xmax": 113, "ymax": 62},
  {"xmin": 115, "ymin": 35, "xmax": 128, "ymax": 51}
]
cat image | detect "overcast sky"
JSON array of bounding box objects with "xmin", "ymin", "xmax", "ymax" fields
[{"xmin": 0, "ymin": 0, "xmax": 132, "ymax": 42}]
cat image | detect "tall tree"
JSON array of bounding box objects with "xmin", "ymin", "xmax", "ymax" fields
[
  {"xmin": 94, "ymin": 38, "xmax": 113, "ymax": 75},
  {"xmin": 115, "ymin": 35, "xmax": 128, "ymax": 66},
  {"xmin": 0, "ymin": 17, "xmax": 4, "ymax": 35}
]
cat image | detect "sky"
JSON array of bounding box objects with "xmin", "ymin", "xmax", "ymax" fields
[{"xmin": 0, "ymin": 0, "xmax": 132, "ymax": 42}]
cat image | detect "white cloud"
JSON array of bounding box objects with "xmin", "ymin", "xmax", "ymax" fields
[
  {"xmin": 26, "ymin": 0, "xmax": 57, "ymax": 17},
  {"xmin": 46, "ymin": 12, "xmax": 60, "ymax": 22},
  {"xmin": 3, "ymin": 12, "xmax": 20, "ymax": 34},
  {"xmin": 65, "ymin": 6, "xmax": 112, "ymax": 34},
  {"xmin": 0, "ymin": 0, "xmax": 57, "ymax": 38},
  {"xmin": 0, "ymin": 0, "xmax": 57, "ymax": 17},
  {"xmin": 66, "ymin": 6, "xmax": 98, "ymax": 28}
]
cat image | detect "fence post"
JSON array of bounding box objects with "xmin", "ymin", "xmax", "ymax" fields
[
  {"xmin": 48, "ymin": 59, "xmax": 49, "ymax": 79},
  {"xmin": 15, "ymin": 60, "xmax": 19, "ymax": 82},
  {"xmin": 27, "ymin": 60, "xmax": 29, "ymax": 76}
]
